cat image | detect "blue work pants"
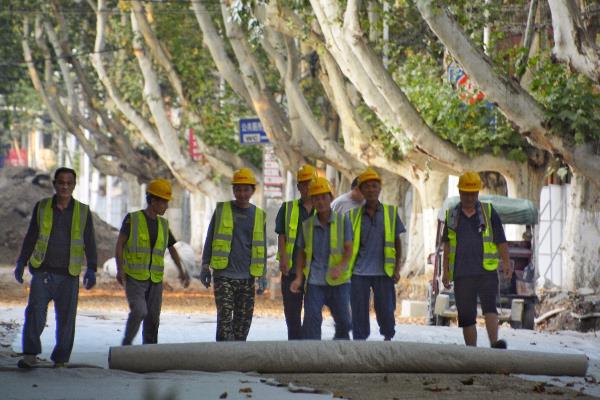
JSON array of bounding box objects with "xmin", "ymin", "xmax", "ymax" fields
[
  {"xmin": 22, "ymin": 271, "xmax": 79, "ymax": 363},
  {"xmin": 281, "ymin": 273, "xmax": 304, "ymax": 340},
  {"xmin": 302, "ymin": 283, "xmax": 351, "ymax": 340},
  {"xmin": 351, "ymin": 275, "xmax": 396, "ymax": 340}
]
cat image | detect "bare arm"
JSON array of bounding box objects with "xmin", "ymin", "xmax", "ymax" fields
[
  {"xmin": 340, "ymin": 240, "xmax": 353, "ymax": 270},
  {"xmin": 83, "ymin": 212, "xmax": 98, "ymax": 271},
  {"xmin": 115, "ymin": 233, "xmax": 128, "ymax": 286},
  {"xmin": 294, "ymin": 248, "xmax": 305, "ymax": 281},
  {"xmin": 393, "ymin": 237, "xmax": 403, "ymax": 283},
  {"xmin": 168, "ymin": 246, "xmax": 190, "ymax": 287},
  {"xmin": 442, "ymin": 241, "xmax": 451, "ymax": 289},
  {"xmin": 497, "ymin": 242, "xmax": 511, "ymax": 279},
  {"xmin": 290, "ymin": 248, "xmax": 305, "ymax": 294},
  {"xmin": 277, "ymin": 233, "xmax": 289, "ymax": 275}
]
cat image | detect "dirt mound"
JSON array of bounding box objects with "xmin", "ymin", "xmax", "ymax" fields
[
  {"xmin": 0, "ymin": 166, "xmax": 118, "ymax": 267},
  {"xmin": 537, "ymin": 288, "xmax": 600, "ymax": 332}
]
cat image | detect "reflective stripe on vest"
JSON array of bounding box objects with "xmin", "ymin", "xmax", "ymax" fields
[
  {"xmin": 210, "ymin": 201, "xmax": 266, "ymax": 277},
  {"xmin": 284, "ymin": 200, "xmax": 299, "ymax": 270},
  {"xmin": 30, "ymin": 197, "xmax": 88, "ymax": 276},
  {"xmin": 123, "ymin": 211, "xmax": 168, "ymax": 283},
  {"xmin": 349, "ymin": 204, "xmax": 397, "ymax": 277},
  {"xmin": 302, "ymin": 211, "xmax": 350, "ymax": 286},
  {"xmin": 446, "ymin": 202, "xmax": 498, "ymax": 281}
]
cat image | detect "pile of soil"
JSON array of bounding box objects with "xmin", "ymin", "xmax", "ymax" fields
[
  {"xmin": 537, "ymin": 288, "xmax": 600, "ymax": 332},
  {"xmin": 268, "ymin": 372, "xmax": 593, "ymax": 400},
  {"xmin": 397, "ymin": 274, "xmax": 430, "ymax": 300},
  {"xmin": 0, "ymin": 166, "xmax": 118, "ymax": 267}
]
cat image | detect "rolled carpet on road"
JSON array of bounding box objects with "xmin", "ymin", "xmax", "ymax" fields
[{"xmin": 108, "ymin": 340, "xmax": 588, "ymax": 376}]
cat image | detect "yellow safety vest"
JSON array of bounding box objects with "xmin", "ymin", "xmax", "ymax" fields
[
  {"xmin": 278, "ymin": 199, "xmax": 314, "ymax": 271},
  {"xmin": 210, "ymin": 201, "xmax": 266, "ymax": 277},
  {"xmin": 302, "ymin": 211, "xmax": 350, "ymax": 286},
  {"xmin": 123, "ymin": 211, "xmax": 168, "ymax": 283},
  {"xmin": 349, "ymin": 204, "xmax": 398, "ymax": 277},
  {"xmin": 446, "ymin": 202, "xmax": 498, "ymax": 281},
  {"xmin": 30, "ymin": 197, "xmax": 88, "ymax": 276}
]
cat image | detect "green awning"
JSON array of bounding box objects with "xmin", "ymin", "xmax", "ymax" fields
[{"xmin": 440, "ymin": 195, "xmax": 538, "ymax": 225}]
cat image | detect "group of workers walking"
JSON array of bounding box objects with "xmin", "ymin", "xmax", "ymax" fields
[{"xmin": 13, "ymin": 165, "xmax": 510, "ymax": 368}]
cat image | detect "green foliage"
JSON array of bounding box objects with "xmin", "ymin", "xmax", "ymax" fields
[
  {"xmin": 357, "ymin": 0, "xmax": 442, "ymax": 73},
  {"xmin": 103, "ymin": 16, "xmax": 145, "ymax": 109},
  {"xmin": 150, "ymin": 1, "xmax": 262, "ymax": 166},
  {"xmin": 96, "ymin": 1, "xmax": 262, "ymax": 166},
  {"xmin": 528, "ymin": 54, "xmax": 600, "ymax": 145},
  {"xmin": 446, "ymin": 0, "xmax": 510, "ymax": 46},
  {"xmin": 355, "ymin": 104, "xmax": 407, "ymax": 161},
  {"xmin": 0, "ymin": 3, "xmax": 45, "ymax": 147},
  {"xmin": 397, "ymin": 53, "xmax": 527, "ymax": 160}
]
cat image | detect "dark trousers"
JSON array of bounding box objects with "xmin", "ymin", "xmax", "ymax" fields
[
  {"xmin": 214, "ymin": 276, "xmax": 255, "ymax": 341},
  {"xmin": 122, "ymin": 276, "xmax": 163, "ymax": 345},
  {"xmin": 22, "ymin": 271, "xmax": 79, "ymax": 363},
  {"xmin": 302, "ymin": 283, "xmax": 351, "ymax": 340},
  {"xmin": 281, "ymin": 273, "xmax": 304, "ymax": 340},
  {"xmin": 454, "ymin": 274, "xmax": 499, "ymax": 327},
  {"xmin": 351, "ymin": 275, "xmax": 396, "ymax": 340}
]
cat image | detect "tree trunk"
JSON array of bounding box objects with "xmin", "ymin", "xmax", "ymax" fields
[
  {"xmin": 380, "ymin": 172, "xmax": 411, "ymax": 265},
  {"xmin": 563, "ymin": 173, "xmax": 600, "ymax": 290},
  {"xmin": 403, "ymin": 171, "xmax": 447, "ymax": 277},
  {"xmin": 547, "ymin": 0, "xmax": 600, "ymax": 83},
  {"xmin": 495, "ymin": 162, "xmax": 546, "ymax": 243},
  {"xmin": 380, "ymin": 171, "xmax": 409, "ymax": 207},
  {"xmin": 480, "ymin": 172, "xmax": 507, "ymax": 196},
  {"xmin": 404, "ymin": 187, "xmax": 423, "ymax": 277},
  {"xmin": 505, "ymin": 165, "xmax": 546, "ymax": 207},
  {"xmin": 189, "ymin": 190, "xmax": 217, "ymax": 256}
]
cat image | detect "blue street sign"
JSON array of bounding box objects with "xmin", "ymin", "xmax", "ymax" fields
[{"xmin": 239, "ymin": 118, "xmax": 269, "ymax": 144}]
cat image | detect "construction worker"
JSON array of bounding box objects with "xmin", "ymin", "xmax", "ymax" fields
[
  {"xmin": 290, "ymin": 177, "xmax": 353, "ymax": 340},
  {"xmin": 442, "ymin": 172, "xmax": 511, "ymax": 348},
  {"xmin": 349, "ymin": 168, "xmax": 405, "ymax": 341},
  {"xmin": 115, "ymin": 178, "xmax": 190, "ymax": 346},
  {"xmin": 14, "ymin": 167, "xmax": 97, "ymax": 368},
  {"xmin": 275, "ymin": 164, "xmax": 316, "ymax": 340},
  {"xmin": 200, "ymin": 168, "xmax": 266, "ymax": 341},
  {"xmin": 331, "ymin": 176, "xmax": 365, "ymax": 215}
]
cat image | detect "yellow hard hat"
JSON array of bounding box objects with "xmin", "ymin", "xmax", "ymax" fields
[
  {"xmin": 297, "ymin": 164, "xmax": 317, "ymax": 182},
  {"xmin": 457, "ymin": 171, "xmax": 482, "ymax": 192},
  {"xmin": 308, "ymin": 176, "xmax": 334, "ymax": 197},
  {"xmin": 232, "ymin": 167, "xmax": 257, "ymax": 185},
  {"xmin": 357, "ymin": 167, "xmax": 382, "ymax": 186},
  {"xmin": 147, "ymin": 179, "xmax": 172, "ymax": 201}
]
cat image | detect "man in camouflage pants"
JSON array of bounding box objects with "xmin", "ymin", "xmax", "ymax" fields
[
  {"xmin": 213, "ymin": 278, "xmax": 255, "ymax": 340},
  {"xmin": 200, "ymin": 168, "xmax": 267, "ymax": 341}
]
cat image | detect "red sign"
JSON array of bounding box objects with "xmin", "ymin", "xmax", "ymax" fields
[
  {"xmin": 188, "ymin": 128, "xmax": 203, "ymax": 161},
  {"xmin": 6, "ymin": 148, "xmax": 27, "ymax": 166}
]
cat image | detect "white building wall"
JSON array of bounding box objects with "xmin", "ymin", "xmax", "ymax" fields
[{"xmin": 537, "ymin": 184, "xmax": 569, "ymax": 288}]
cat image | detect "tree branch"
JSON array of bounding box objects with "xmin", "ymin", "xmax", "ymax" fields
[
  {"xmin": 548, "ymin": 0, "xmax": 600, "ymax": 83},
  {"xmin": 130, "ymin": 0, "xmax": 187, "ymax": 106},
  {"xmin": 415, "ymin": 0, "xmax": 600, "ymax": 188},
  {"xmin": 516, "ymin": 0, "xmax": 538, "ymax": 80}
]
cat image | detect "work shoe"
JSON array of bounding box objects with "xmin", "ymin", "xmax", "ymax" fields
[
  {"xmin": 53, "ymin": 362, "xmax": 66, "ymax": 368},
  {"xmin": 491, "ymin": 339, "xmax": 507, "ymax": 349},
  {"xmin": 17, "ymin": 355, "xmax": 38, "ymax": 369}
]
